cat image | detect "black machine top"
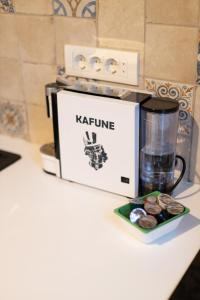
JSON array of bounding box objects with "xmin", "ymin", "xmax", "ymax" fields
[
  {"xmin": 141, "ymin": 97, "xmax": 179, "ymax": 114},
  {"xmin": 52, "ymin": 80, "xmax": 153, "ymax": 104}
]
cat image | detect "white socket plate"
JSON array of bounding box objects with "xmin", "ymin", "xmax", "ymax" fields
[{"xmin": 64, "ymin": 45, "xmax": 139, "ymax": 85}]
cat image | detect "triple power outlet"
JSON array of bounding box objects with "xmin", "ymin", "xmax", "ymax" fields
[{"xmin": 64, "ymin": 45, "xmax": 139, "ymax": 85}]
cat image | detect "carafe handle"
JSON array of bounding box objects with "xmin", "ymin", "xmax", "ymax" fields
[{"xmin": 170, "ymin": 155, "xmax": 186, "ymax": 193}]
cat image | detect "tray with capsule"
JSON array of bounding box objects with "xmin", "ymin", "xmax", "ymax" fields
[{"xmin": 114, "ymin": 191, "xmax": 190, "ymax": 243}]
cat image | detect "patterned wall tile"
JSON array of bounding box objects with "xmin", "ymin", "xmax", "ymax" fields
[
  {"xmin": 53, "ymin": 0, "xmax": 96, "ymax": 18},
  {"xmin": 0, "ymin": 0, "xmax": 15, "ymax": 13},
  {"xmin": 0, "ymin": 100, "xmax": 27, "ymax": 138},
  {"xmin": 57, "ymin": 65, "xmax": 65, "ymax": 75},
  {"xmin": 145, "ymin": 78, "xmax": 195, "ymax": 179}
]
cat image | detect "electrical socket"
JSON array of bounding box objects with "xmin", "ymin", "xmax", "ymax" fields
[{"xmin": 64, "ymin": 45, "xmax": 139, "ymax": 85}]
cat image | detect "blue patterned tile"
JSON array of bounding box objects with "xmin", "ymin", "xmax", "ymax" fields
[
  {"xmin": 53, "ymin": 0, "xmax": 96, "ymax": 18},
  {"xmin": 0, "ymin": 100, "xmax": 27, "ymax": 138},
  {"xmin": 145, "ymin": 79, "xmax": 194, "ymax": 133},
  {"xmin": 53, "ymin": 0, "xmax": 68, "ymax": 16},
  {"xmin": 57, "ymin": 65, "xmax": 66, "ymax": 75},
  {"xmin": 145, "ymin": 78, "xmax": 195, "ymax": 179},
  {"xmin": 0, "ymin": 0, "xmax": 15, "ymax": 13}
]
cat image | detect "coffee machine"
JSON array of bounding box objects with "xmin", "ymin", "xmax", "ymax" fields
[
  {"xmin": 44, "ymin": 80, "xmax": 152, "ymax": 197},
  {"xmin": 43, "ymin": 79, "xmax": 185, "ymax": 197}
]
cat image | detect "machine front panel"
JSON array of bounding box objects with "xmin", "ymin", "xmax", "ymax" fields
[{"xmin": 57, "ymin": 90, "xmax": 139, "ymax": 197}]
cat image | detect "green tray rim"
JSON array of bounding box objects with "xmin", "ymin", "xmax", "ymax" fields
[{"xmin": 114, "ymin": 191, "xmax": 190, "ymax": 234}]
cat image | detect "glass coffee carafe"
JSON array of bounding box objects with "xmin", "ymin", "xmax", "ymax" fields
[{"xmin": 139, "ymin": 97, "xmax": 186, "ymax": 196}]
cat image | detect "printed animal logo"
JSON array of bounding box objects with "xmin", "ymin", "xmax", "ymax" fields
[{"xmin": 83, "ymin": 131, "xmax": 108, "ymax": 170}]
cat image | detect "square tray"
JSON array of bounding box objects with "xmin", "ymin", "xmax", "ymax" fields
[{"xmin": 114, "ymin": 191, "xmax": 190, "ymax": 243}]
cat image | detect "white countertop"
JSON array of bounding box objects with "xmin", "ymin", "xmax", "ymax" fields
[{"xmin": 0, "ymin": 135, "xmax": 200, "ymax": 300}]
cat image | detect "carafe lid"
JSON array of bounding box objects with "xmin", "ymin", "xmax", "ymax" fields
[{"xmin": 141, "ymin": 97, "xmax": 179, "ymax": 114}]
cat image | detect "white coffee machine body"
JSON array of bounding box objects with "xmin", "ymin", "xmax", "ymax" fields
[{"xmin": 45, "ymin": 82, "xmax": 152, "ymax": 197}]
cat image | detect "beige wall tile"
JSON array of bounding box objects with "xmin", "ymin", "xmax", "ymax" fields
[
  {"xmin": 0, "ymin": 58, "xmax": 23, "ymax": 101},
  {"xmin": 0, "ymin": 15, "xmax": 19, "ymax": 59},
  {"xmin": 98, "ymin": 0, "xmax": 145, "ymax": 43},
  {"xmin": 55, "ymin": 17, "xmax": 96, "ymax": 65},
  {"xmin": 190, "ymin": 86, "xmax": 200, "ymax": 183},
  {"xmin": 146, "ymin": 0, "xmax": 199, "ymax": 26},
  {"xmin": 99, "ymin": 38, "xmax": 145, "ymax": 80},
  {"xmin": 145, "ymin": 24, "xmax": 198, "ymax": 83},
  {"xmin": 22, "ymin": 63, "xmax": 56, "ymax": 105},
  {"xmin": 27, "ymin": 104, "xmax": 53, "ymax": 144},
  {"xmin": 98, "ymin": 0, "xmax": 145, "ymax": 81},
  {"xmin": 16, "ymin": 15, "xmax": 55, "ymax": 64},
  {"xmin": 14, "ymin": 0, "xmax": 53, "ymax": 15}
]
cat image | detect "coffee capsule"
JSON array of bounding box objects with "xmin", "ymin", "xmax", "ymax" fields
[
  {"xmin": 144, "ymin": 195, "xmax": 157, "ymax": 205},
  {"xmin": 167, "ymin": 202, "xmax": 185, "ymax": 216},
  {"xmin": 158, "ymin": 193, "xmax": 174, "ymax": 209},
  {"xmin": 156, "ymin": 210, "xmax": 169, "ymax": 223},
  {"xmin": 138, "ymin": 215, "xmax": 157, "ymax": 229},
  {"xmin": 144, "ymin": 202, "xmax": 162, "ymax": 216},
  {"xmin": 130, "ymin": 208, "xmax": 147, "ymax": 223}
]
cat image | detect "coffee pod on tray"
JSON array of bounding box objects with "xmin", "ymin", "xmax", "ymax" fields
[
  {"xmin": 158, "ymin": 193, "xmax": 174, "ymax": 209},
  {"xmin": 166, "ymin": 202, "xmax": 185, "ymax": 216},
  {"xmin": 130, "ymin": 208, "xmax": 147, "ymax": 223},
  {"xmin": 144, "ymin": 202, "xmax": 167, "ymax": 223},
  {"xmin": 144, "ymin": 195, "xmax": 157, "ymax": 205},
  {"xmin": 138, "ymin": 215, "xmax": 157, "ymax": 229},
  {"xmin": 144, "ymin": 202, "xmax": 162, "ymax": 216}
]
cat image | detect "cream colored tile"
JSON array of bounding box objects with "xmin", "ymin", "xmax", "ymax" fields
[
  {"xmin": 0, "ymin": 15, "xmax": 19, "ymax": 59},
  {"xmin": 55, "ymin": 17, "xmax": 96, "ymax": 65},
  {"xmin": 0, "ymin": 58, "xmax": 23, "ymax": 101},
  {"xmin": 14, "ymin": 0, "xmax": 53, "ymax": 15},
  {"xmin": 27, "ymin": 104, "xmax": 53, "ymax": 144},
  {"xmin": 16, "ymin": 15, "xmax": 55, "ymax": 64},
  {"xmin": 98, "ymin": 0, "xmax": 145, "ymax": 80},
  {"xmin": 145, "ymin": 24, "xmax": 198, "ymax": 83},
  {"xmin": 99, "ymin": 38, "xmax": 145, "ymax": 78},
  {"xmin": 190, "ymin": 86, "xmax": 200, "ymax": 183},
  {"xmin": 146, "ymin": 0, "xmax": 199, "ymax": 26},
  {"xmin": 98, "ymin": 0, "xmax": 145, "ymax": 43},
  {"xmin": 22, "ymin": 63, "xmax": 56, "ymax": 105}
]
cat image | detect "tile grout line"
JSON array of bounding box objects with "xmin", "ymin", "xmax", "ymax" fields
[
  {"xmin": 14, "ymin": 13, "xmax": 30, "ymax": 141},
  {"xmin": 145, "ymin": 76, "xmax": 196, "ymax": 87},
  {"xmin": 143, "ymin": 0, "xmax": 147, "ymax": 88},
  {"xmin": 0, "ymin": 57, "xmax": 57, "ymax": 67},
  {"xmin": 0, "ymin": 11, "xmax": 96, "ymax": 19},
  {"xmin": 196, "ymin": 0, "xmax": 200, "ymax": 84},
  {"xmin": 52, "ymin": 15, "xmax": 57, "ymax": 69},
  {"xmin": 146, "ymin": 21, "xmax": 199, "ymax": 29},
  {"xmin": 187, "ymin": 0, "xmax": 200, "ymax": 180},
  {"xmin": 188, "ymin": 86, "xmax": 197, "ymax": 181},
  {"xmin": 96, "ymin": 0, "xmax": 99, "ymax": 47},
  {"xmin": 51, "ymin": 0, "xmax": 54, "ymax": 16},
  {"xmin": 188, "ymin": 0, "xmax": 200, "ymax": 181},
  {"xmin": 197, "ymin": 0, "xmax": 200, "ymax": 28}
]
